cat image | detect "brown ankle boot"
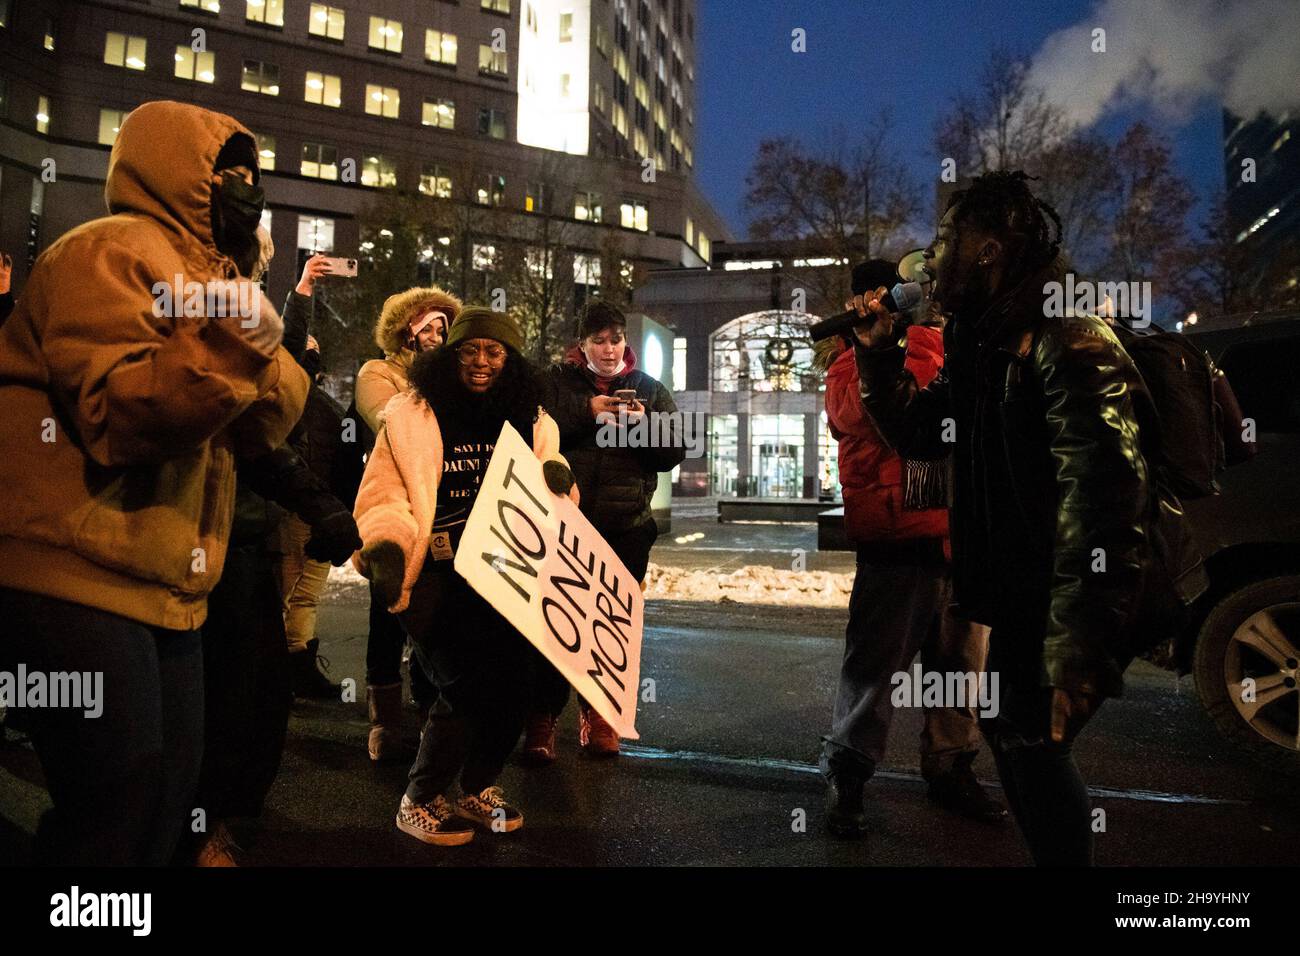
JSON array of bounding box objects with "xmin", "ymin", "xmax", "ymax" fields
[
  {"xmin": 367, "ymin": 683, "xmax": 404, "ymax": 762},
  {"xmin": 578, "ymin": 701, "xmax": 620, "ymax": 756}
]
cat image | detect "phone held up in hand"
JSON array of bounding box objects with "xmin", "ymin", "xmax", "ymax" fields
[
  {"xmin": 614, "ymin": 388, "xmax": 638, "ymax": 405},
  {"xmin": 320, "ymin": 256, "xmax": 358, "ymax": 277}
]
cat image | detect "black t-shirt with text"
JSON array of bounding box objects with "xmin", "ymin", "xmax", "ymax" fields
[{"xmin": 429, "ymin": 413, "xmax": 498, "ymax": 562}]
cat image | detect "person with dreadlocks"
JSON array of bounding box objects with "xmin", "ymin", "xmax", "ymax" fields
[
  {"xmin": 849, "ymin": 170, "xmax": 1180, "ymax": 865},
  {"xmin": 352, "ymin": 306, "xmax": 579, "ymax": 846}
]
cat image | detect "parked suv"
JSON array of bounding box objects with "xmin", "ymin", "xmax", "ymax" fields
[{"xmin": 1177, "ymin": 313, "xmax": 1300, "ymax": 773}]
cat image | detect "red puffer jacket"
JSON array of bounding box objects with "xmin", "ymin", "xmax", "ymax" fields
[{"xmin": 825, "ymin": 326, "xmax": 948, "ymax": 545}]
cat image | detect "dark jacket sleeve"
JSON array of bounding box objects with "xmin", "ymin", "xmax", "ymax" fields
[
  {"xmin": 854, "ymin": 335, "xmax": 954, "ymax": 461},
  {"xmin": 543, "ymin": 367, "xmax": 598, "ymax": 443},
  {"xmin": 633, "ymin": 378, "xmax": 688, "ymax": 472},
  {"xmin": 281, "ymin": 290, "xmax": 312, "ymax": 365},
  {"xmin": 240, "ymin": 443, "xmax": 348, "ymax": 528},
  {"xmin": 1036, "ymin": 320, "xmax": 1146, "ymax": 699}
]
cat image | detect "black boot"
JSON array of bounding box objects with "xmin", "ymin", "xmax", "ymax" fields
[
  {"xmin": 926, "ymin": 753, "xmax": 1008, "ymax": 825},
  {"xmin": 291, "ymin": 638, "xmax": 342, "ymax": 700},
  {"xmin": 825, "ymin": 770, "xmax": 869, "ymax": 839}
]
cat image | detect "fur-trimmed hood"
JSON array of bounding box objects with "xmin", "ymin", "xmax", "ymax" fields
[{"xmin": 373, "ymin": 286, "xmax": 462, "ymax": 357}]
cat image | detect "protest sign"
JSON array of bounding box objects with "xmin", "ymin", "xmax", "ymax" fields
[{"xmin": 454, "ymin": 422, "xmax": 643, "ymax": 739}]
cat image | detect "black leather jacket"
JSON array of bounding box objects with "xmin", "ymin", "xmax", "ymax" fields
[{"xmin": 855, "ymin": 262, "xmax": 1166, "ymax": 699}]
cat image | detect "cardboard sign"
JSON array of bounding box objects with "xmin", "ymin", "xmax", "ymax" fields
[{"xmin": 454, "ymin": 421, "xmax": 643, "ymax": 739}]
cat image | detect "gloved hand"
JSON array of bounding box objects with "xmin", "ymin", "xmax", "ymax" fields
[
  {"xmin": 362, "ymin": 540, "xmax": 406, "ymax": 608},
  {"xmin": 543, "ymin": 460, "xmax": 575, "ymax": 497},
  {"xmin": 234, "ymin": 285, "xmax": 285, "ymax": 354},
  {"xmin": 304, "ymin": 511, "xmax": 363, "ymax": 566}
]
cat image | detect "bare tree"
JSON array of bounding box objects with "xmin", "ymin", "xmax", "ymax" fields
[
  {"xmin": 744, "ymin": 115, "xmax": 920, "ymax": 315},
  {"xmin": 1103, "ymin": 122, "xmax": 1195, "ymax": 299}
]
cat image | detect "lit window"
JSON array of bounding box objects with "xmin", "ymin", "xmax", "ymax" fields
[
  {"xmin": 525, "ymin": 182, "xmax": 547, "ymax": 214},
  {"xmin": 481, "ymin": 0, "xmax": 510, "ymax": 13},
  {"xmin": 104, "ymin": 33, "xmax": 147, "ymax": 70},
  {"xmin": 475, "ymin": 174, "xmax": 505, "ymax": 207},
  {"xmin": 368, "ymin": 17, "xmax": 403, "ymax": 54},
  {"xmin": 426, "ymin": 29, "xmax": 457, "ymax": 65},
  {"xmin": 559, "ymin": 11, "xmax": 573, "ymax": 41},
  {"xmin": 697, "ymin": 231, "xmax": 710, "ymax": 262},
  {"xmin": 612, "ymin": 103, "xmax": 628, "ymax": 137},
  {"xmin": 246, "ymin": 0, "xmax": 284, "ymax": 27},
  {"xmin": 256, "ymin": 133, "xmax": 276, "ymax": 171},
  {"xmin": 362, "ymin": 154, "xmax": 398, "ymax": 188},
  {"xmin": 242, "ymin": 60, "xmax": 280, "ymax": 95},
  {"xmin": 419, "ymin": 164, "xmax": 452, "ymax": 198},
  {"xmin": 308, "ymin": 4, "xmax": 345, "ymax": 40},
  {"xmin": 422, "ymin": 98, "xmax": 455, "ymax": 130},
  {"xmin": 297, "ymin": 215, "xmax": 334, "ymax": 253},
  {"xmin": 366, "ymin": 84, "xmax": 400, "ymax": 119},
  {"xmin": 477, "ymin": 107, "xmax": 507, "ymax": 140},
  {"xmin": 35, "ymin": 95, "xmax": 50, "ymax": 133},
  {"xmin": 98, "ymin": 108, "xmax": 126, "ymax": 145},
  {"xmin": 593, "ymin": 84, "xmax": 608, "ymax": 116},
  {"xmin": 574, "ymin": 254, "xmax": 601, "ymax": 285},
  {"xmin": 305, "ymin": 71, "xmax": 341, "ymax": 108},
  {"xmin": 479, "ymin": 45, "xmax": 508, "ymax": 76},
  {"xmin": 43, "ymin": 18, "xmax": 54, "ymax": 50},
  {"xmin": 574, "ymin": 192, "xmax": 602, "ymax": 223},
  {"xmin": 472, "ymin": 244, "xmax": 498, "ymax": 271},
  {"xmin": 175, "ymin": 46, "xmax": 216, "ymax": 83},
  {"xmin": 633, "ymin": 128, "xmax": 648, "ymax": 158},
  {"xmin": 620, "ymin": 200, "xmax": 648, "ymax": 232},
  {"xmin": 685, "ymin": 217, "xmax": 694, "ymax": 245},
  {"xmin": 300, "ymin": 142, "xmax": 338, "ymax": 180},
  {"xmin": 179, "ymin": 0, "xmax": 221, "ymax": 12},
  {"xmin": 559, "ymin": 74, "xmax": 571, "ymax": 98}
]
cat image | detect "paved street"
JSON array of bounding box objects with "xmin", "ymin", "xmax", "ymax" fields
[{"xmin": 2, "ymin": 510, "xmax": 1296, "ymax": 866}]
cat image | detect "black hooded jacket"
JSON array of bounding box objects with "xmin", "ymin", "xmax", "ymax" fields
[{"xmin": 542, "ymin": 345, "xmax": 685, "ymax": 534}]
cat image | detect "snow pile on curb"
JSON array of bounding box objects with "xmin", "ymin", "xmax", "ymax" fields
[
  {"xmin": 643, "ymin": 563, "xmax": 852, "ymax": 608},
  {"xmin": 329, "ymin": 560, "xmax": 853, "ymax": 608}
]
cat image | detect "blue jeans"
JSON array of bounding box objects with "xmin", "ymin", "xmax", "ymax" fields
[{"xmin": 0, "ymin": 587, "xmax": 204, "ymax": 866}]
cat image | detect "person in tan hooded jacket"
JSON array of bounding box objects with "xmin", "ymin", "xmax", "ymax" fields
[
  {"xmin": 0, "ymin": 101, "xmax": 308, "ymax": 865},
  {"xmin": 354, "ymin": 286, "xmax": 461, "ymax": 761}
]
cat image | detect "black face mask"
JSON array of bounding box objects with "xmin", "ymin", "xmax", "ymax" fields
[
  {"xmin": 301, "ymin": 350, "xmax": 322, "ymax": 378},
  {"xmin": 212, "ymin": 171, "xmax": 265, "ymax": 275}
]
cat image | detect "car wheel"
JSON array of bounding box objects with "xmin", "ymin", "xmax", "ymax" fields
[{"xmin": 1193, "ymin": 575, "xmax": 1300, "ymax": 775}]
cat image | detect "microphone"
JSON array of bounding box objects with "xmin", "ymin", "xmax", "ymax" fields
[{"xmin": 808, "ymin": 281, "xmax": 924, "ymax": 343}]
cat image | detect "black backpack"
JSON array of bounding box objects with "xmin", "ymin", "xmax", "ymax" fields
[{"xmin": 1113, "ymin": 324, "xmax": 1243, "ymax": 500}]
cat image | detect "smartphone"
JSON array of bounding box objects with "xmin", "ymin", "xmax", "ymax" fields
[
  {"xmin": 320, "ymin": 256, "xmax": 358, "ymax": 277},
  {"xmin": 614, "ymin": 389, "xmax": 638, "ymax": 405}
]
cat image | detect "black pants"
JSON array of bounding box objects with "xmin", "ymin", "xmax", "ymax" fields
[
  {"xmin": 532, "ymin": 518, "xmax": 658, "ymax": 718},
  {"xmin": 0, "ymin": 587, "xmax": 204, "ymax": 866},
  {"xmin": 366, "ymin": 580, "xmax": 436, "ymax": 707},
  {"xmin": 194, "ymin": 543, "xmax": 291, "ymax": 823},
  {"xmin": 979, "ymin": 624, "xmax": 1132, "ymax": 866},
  {"xmin": 400, "ymin": 569, "xmax": 544, "ymax": 802}
]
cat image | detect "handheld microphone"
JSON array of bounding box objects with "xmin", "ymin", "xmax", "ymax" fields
[{"xmin": 808, "ymin": 281, "xmax": 924, "ymax": 343}]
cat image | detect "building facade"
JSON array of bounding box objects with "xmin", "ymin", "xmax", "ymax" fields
[
  {"xmin": 0, "ymin": 0, "xmax": 729, "ymax": 308},
  {"xmin": 636, "ymin": 240, "xmax": 847, "ymax": 501}
]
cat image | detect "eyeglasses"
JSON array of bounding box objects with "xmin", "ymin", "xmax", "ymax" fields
[{"xmin": 456, "ymin": 343, "xmax": 507, "ymax": 365}]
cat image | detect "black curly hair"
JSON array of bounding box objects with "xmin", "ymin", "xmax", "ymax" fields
[
  {"xmin": 945, "ymin": 170, "xmax": 1063, "ymax": 280},
  {"xmin": 410, "ymin": 344, "xmax": 543, "ymax": 441}
]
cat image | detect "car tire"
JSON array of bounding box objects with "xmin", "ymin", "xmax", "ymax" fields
[{"xmin": 1193, "ymin": 575, "xmax": 1300, "ymax": 776}]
